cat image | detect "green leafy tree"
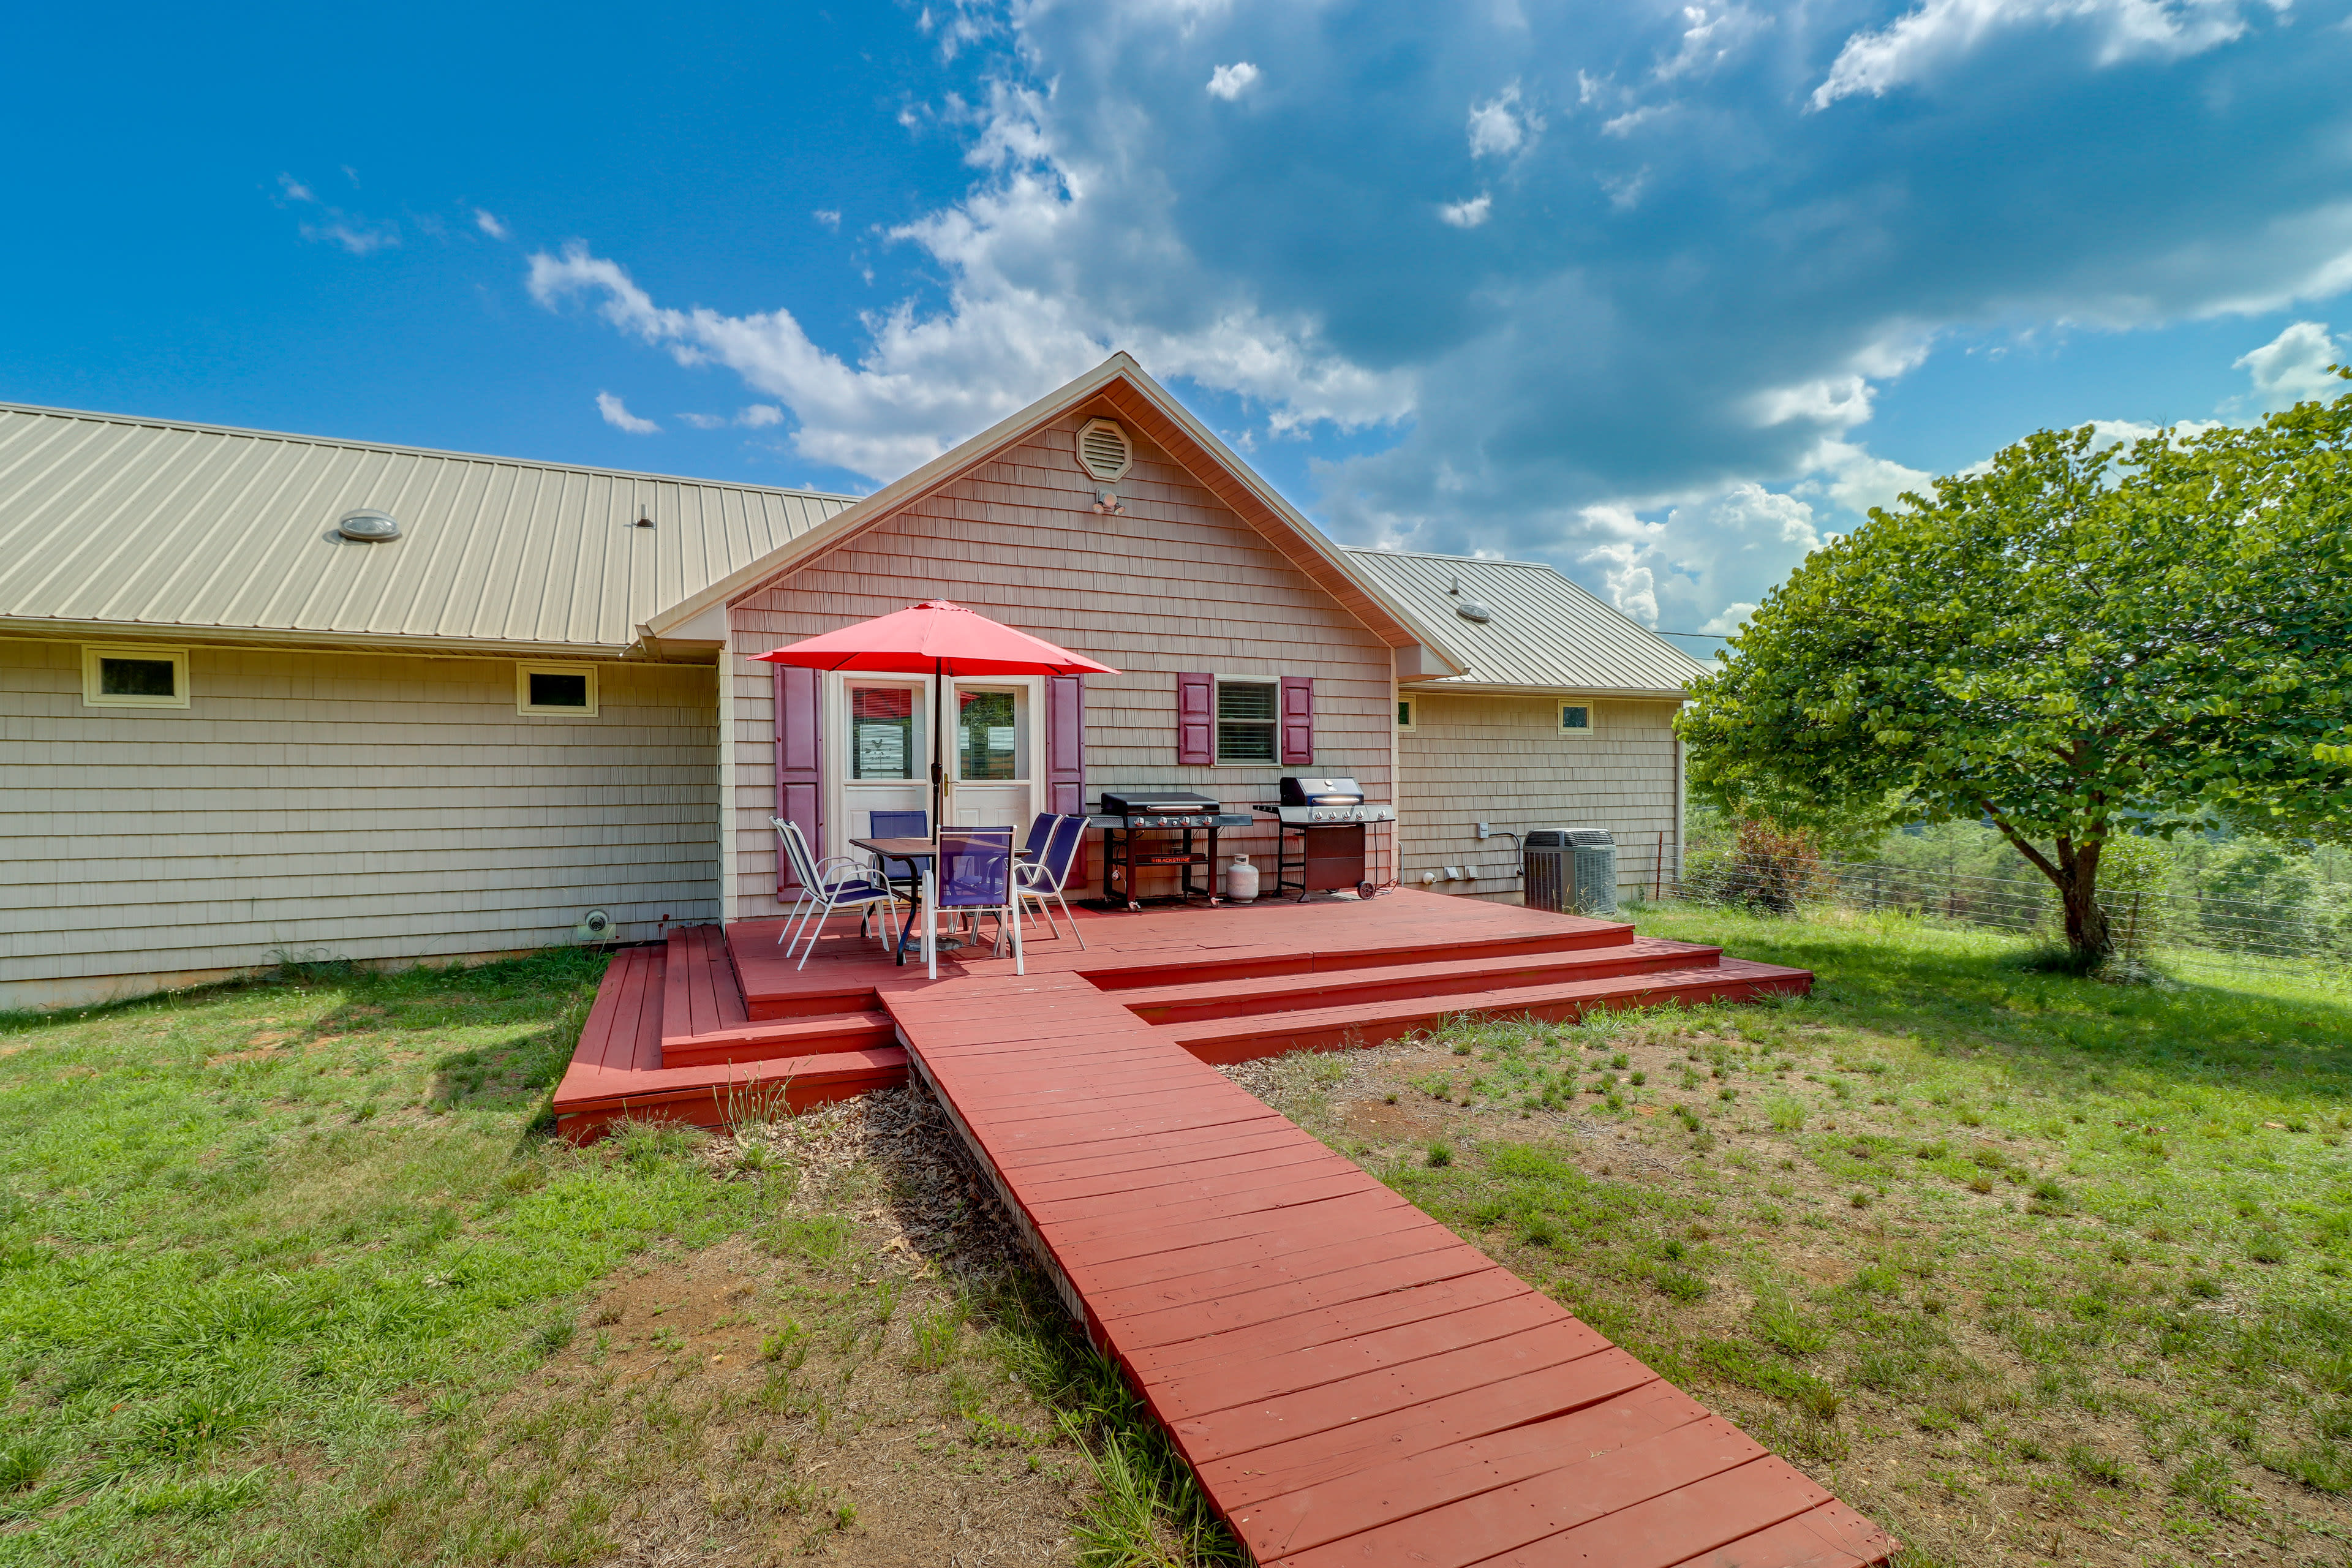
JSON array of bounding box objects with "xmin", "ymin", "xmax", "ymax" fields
[{"xmin": 1678, "ymin": 381, "xmax": 2352, "ymax": 962}]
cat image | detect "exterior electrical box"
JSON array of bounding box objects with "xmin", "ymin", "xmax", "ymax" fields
[{"xmin": 1523, "ymin": 829, "xmax": 1617, "ymax": 915}]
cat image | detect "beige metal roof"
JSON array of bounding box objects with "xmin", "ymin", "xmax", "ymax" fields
[
  {"xmin": 1343, "ymin": 548, "xmax": 1710, "ymax": 697},
  {"xmin": 0, "ymin": 402, "xmax": 856, "ymax": 655}
]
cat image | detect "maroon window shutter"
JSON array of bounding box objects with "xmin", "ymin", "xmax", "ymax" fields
[
  {"xmin": 1280, "ymin": 676, "xmax": 1314, "ymax": 766},
  {"xmin": 1047, "ymin": 674, "xmax": 1086, "ymax": 815},
  {"xmin": 1176, "ymin": 672, "xmax": 1213, "ymax": 766},
  {"xmin": 774, "ymin": 663, "xmax": 822, "ymax": 892}
]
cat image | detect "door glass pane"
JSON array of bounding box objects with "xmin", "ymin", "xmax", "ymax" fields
[
  {"xmin": 956, "ymin": 688, "xmax": 1027, "ymax": 780},
  {"xmin": 851, "ymin": 685, "xmax": 921, "ymax": 780}
]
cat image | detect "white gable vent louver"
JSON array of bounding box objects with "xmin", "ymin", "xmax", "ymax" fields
[{"xmin": 1076, "ymin": 418, "xmax": 1134, "ymax": 484}]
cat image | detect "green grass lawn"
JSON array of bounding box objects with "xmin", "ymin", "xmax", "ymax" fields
[
  {"xmin": 0, "ymin": 955, "xmax": 1204, "ymax": 1567},
  {"xmin": 9, "ymin": 914, "xmax": 2349, "ymax": 1567},
  {"xmin": 1234, "ymin": 904, "xmax": 2352, "ymax": 1567}
]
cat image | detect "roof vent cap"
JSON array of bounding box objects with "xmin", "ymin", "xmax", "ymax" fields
[
  {"xmin": 1076, "ymin": 417, "xmax": 1133, "ymax": 484},
  {"xmin": 1457, "ymin": 598, "xmax": 1492, "ymax": 624},
  {"xmin": 336, "ymin": 508, "xmax": 401, "ymax": 542}
]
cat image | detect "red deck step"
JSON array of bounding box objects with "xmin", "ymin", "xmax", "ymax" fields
[
  {"xmin": 1077, "ymin": 919, "xmax": 1638, "ymax": 993},
  {"xmin": 550, "ymin": 938, "xmax": 907, "ymax": 1141},
  {"xmin": 1117, "ymin": 937, "xmax": 1724, "ymax": 1024},
  {"xmin": 661, "ymin": 1011, "xmax": 899, "ymax": 1068},
  {"xmin": 663, "ymin": 924, "xmax": 750, "ymax": 1040},
  {"xmin": 1167, "ymin": 956, "xmax": 1814, "ymax": 1062},
  {"xmin": 552, "ymin": 1045, "xmax": 908, "ymax": 1142}
]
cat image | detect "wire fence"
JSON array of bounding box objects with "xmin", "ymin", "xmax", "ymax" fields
[{"xmin": 1663, "ymin": 850, "xmax": 2352, "ymax": 984}]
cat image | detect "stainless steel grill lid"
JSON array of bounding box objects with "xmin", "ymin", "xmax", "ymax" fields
[
  {"xmin": 1099, "ymin": 788, "xmax": 1224, "ymax": 815},
  {"xmin": 1278, "ymin": 777, "xmax": 1364, "ymax": 805}
]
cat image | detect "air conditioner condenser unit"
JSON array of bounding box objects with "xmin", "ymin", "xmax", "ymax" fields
[{"xmin": 1522, "ymin": 829, "xmax": 1617, "ymax": 915}]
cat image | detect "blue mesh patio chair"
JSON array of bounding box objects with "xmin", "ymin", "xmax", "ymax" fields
[
  {"xmin": 771, "ymin": 816, "xmax": 899, "ymax": 970},
  {"xmin": 866, "ymin": 809, "xmax": 930, "ymax": 897},
  {"xmin": 927, "ymin": 827, "xmax": 1021, "ymax": 978},
  {"xmin": 1017, "ymin": 811, "xmax": 1058, "ymax": 864},
  {"xmin": 1013, "ymin": 813, "xmax": 1089, "ymax": 949}
]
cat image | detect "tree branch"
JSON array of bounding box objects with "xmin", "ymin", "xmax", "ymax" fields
[{"xmin": 1981, "ymin": 801, "xmax": 2065, "ymax": 885}]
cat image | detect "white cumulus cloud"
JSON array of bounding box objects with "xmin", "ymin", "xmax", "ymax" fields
[
  {"xmin": 596, "ymin": 391, "xmax": 660, "ymax": 434},
  {"xmin": 2234, "ymin": 320, "xmax": 2344, "ymax": 409},
  {"xmin": 1438, "ymin": 193, "xmax": 1493, "ymax": 228},
  {"xmin": 1207, "ymin": 61, "xmax": 1259, "ymax": 100},
  {"xmin": 1467, "ymin": 83, "xmax": 1539, "ymax": 157},
  {"xmin": 304, "ymin": 222, "xmax": 398, "ymax": 255},
  {"xmin": 1813, "ymin": 0, "xmax": 2267, "ymax": 108},
  {"xmin": 524, "ymin": 67, "xmax": 1414, "ymax": 481},
  {"xmin": 474, "ymin": 208, "xmax": 510, "ymax": 239}
]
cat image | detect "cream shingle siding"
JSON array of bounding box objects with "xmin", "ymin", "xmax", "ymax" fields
[
  {"xmin": 1397, "ymin": 692, "xmax": 1681, "ymax": 904},
  {"xmin": 723, "ymin": 411, "xmax": 1398, "ymax": 917},
  {"xmin": 1, "ymin": 638, "xmax": 718, "ymax": 1007}
]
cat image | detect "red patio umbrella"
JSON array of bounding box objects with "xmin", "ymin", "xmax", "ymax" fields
[{"xmin": 752, "ymin": 600, "xmax": 1118, "ymax": 832}]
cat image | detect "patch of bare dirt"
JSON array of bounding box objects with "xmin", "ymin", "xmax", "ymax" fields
[{"xmin": 364, "ymin": 1088, "xmax": 1090, "ymax": 1566}]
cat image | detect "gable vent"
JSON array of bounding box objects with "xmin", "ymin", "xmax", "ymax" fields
[{"xmin": 1076, "ymin": 417, "xmax": 1133, "ymax": 484}]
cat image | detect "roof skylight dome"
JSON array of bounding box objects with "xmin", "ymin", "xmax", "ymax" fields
[{"xmin": 336, "ymin": 508, "xmax": 400, "ymax": 541}]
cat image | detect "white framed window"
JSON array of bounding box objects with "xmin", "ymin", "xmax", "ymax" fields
[
  {"xmin": 81, "ymin": 644, "xmax": 189, "ymax": 709},
  {"xmin": 1215, "ymin": 677, "xmax": 1279, "ymax": 764},
  {"xmin": 1396, "ymin": 696, "xmax": 1418, "ymax": 733},
  {"xmin": 517, "ymin": 662, "xmax": 598, "ymax": 716},
  {"xmin": 1559, "ymin": 701, "xmax": 1594, "ymax": 736}
]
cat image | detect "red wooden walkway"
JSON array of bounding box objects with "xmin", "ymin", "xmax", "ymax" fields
[{"xmin": 551, "ymin": 892, "xmax": 1891, "ymax": 1567}]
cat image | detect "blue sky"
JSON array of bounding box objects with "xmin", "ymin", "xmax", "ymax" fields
[{"xmin": 6, "ymin": 0, "xmax": 2350, "ymax": 638}]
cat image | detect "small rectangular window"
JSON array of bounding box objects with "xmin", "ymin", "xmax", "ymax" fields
[
  {"xmin": 81, "ymin": 644, "xmax": 189, "ymax": 708},
  {"xmin": 1396, "ymin": 697, "xmax": 1417, "ymax": 733},
  {"xmin": 518, "ymin": 662, "xmax": 599, "ymax": 715},
  {"xmin": 1560, "ymin": 702, "xmax": 1593, "ymax": 734},
  {"xmin": 1215, "ymin": 679, "xmax": 1278, "ymax": 764}
]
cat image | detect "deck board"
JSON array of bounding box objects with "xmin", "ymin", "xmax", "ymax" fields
[{"xmin": 547, "ymin": 890, "xmax": 1885, "ymax": 1567}]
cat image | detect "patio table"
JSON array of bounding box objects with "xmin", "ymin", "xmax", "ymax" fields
[
  {"xmin": 851, "ymin": 835, "xmax": 947, "ymax": 965},
  {"xmin": 854, "ymin": 832, "xmax": 1034, "ymax": 967}
]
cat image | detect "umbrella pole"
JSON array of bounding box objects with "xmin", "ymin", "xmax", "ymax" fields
[{"xmin": 931, "ymin": 657, "xmax": 945, "ymax": 835}]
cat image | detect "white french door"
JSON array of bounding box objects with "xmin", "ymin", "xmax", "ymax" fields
[
  {"xmin": 825, "ymin": 675, "xmax": 930, "ymax": 862},
  {"xmin": 945, "ymin": 677, "xmax": 1042, "ymax": 832}
]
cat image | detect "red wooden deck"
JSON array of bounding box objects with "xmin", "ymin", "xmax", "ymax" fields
[{"xmin": 549, "ymin": 891, "xmax": 1891, "ymax": 1567}]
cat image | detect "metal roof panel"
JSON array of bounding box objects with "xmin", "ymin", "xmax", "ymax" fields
[
  {"xmin": 1342, "ymin": 548, "xmax": 1709, "ymax": 696},
  {"xmin": 0, "ymin": 402, "xmax": 858, "ymax": 651}
]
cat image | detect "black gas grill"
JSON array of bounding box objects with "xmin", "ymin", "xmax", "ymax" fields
[
  {"xmin": 1090, "ymin": 789, "xmax": 1251, "ymax": 909},
  {"xmin": 1251, "ymin": 777, "xmax": 1393, "ymax": 899}
]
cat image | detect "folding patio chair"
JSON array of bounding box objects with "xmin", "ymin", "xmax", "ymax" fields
[
  {"xmin": 1013, "ymin": 813, "xmax": 1090, "ymax": 949},
  {"xmin": 770, "ymin": 816, "xmax": 899, "ymax": 970},
  {"xmin": 866, "ymin": 809, "xmax": 930, "ymax": 899},
  {"xmin": 928, "ymin": 827, "xmax": 1022, "ymax": 979}
]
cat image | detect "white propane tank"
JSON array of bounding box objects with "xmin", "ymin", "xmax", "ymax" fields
[{"xmin": 1225, "ymin": 853, "xmax": 1259, "ymax": 902}]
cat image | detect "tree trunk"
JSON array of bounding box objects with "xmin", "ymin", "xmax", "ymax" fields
[
  {"xmin": 2053, "ymin": 844, "xmax": 2111, "ymax": 961},
  {"xmin": 1982, "ymin": 809, "xmax": 2111, "ymax": 965}
]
